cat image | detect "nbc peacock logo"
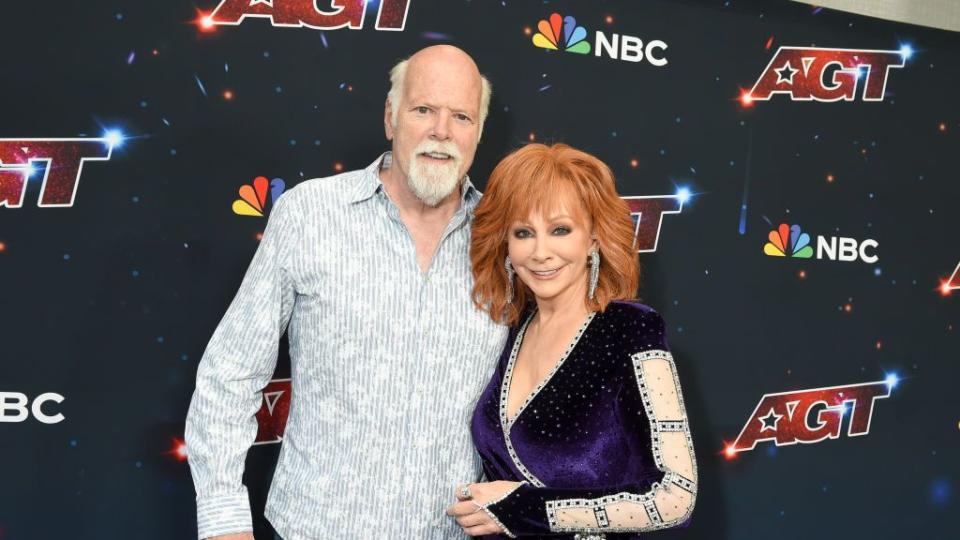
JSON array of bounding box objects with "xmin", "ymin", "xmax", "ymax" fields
[
  {"xmin": 232, "ymin": 176, "xmax": 286, "ymax": 217},
  {"xmin": 532, "ymin": 13, "xmax": 591, "ymax": 55},
  {"xmin": 763, "ymin": 223, "xmax": 813, "ymax": 258}
]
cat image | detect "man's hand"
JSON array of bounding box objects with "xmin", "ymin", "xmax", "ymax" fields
[
  {"xmin": 206, "ymin": 533, "xmax": 254, "ymax": 540},
  {"xmin": 446, "ymin": 481, "xmax": 521, "ymax": 536}
]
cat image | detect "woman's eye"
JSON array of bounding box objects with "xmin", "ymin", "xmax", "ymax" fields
[
  {"xmin": 513, "ymin": 229, "xmax": 533, "ymax": 239},
  {"xmin": 552, "ymin": 226, "xmax": 571, "ymax": 235}
]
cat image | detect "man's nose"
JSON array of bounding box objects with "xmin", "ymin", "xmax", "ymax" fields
[{"xmin": 430, "ymin": 110, "xmax": 452, "ymax": 140}]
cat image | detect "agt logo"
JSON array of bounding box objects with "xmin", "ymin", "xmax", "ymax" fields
[
  {"xmin": 724, "ymin": 376, "xmax": 897, "ymax": 457},
  {"xmin": 764, "ymin": 223, "xmax": 878, "ymax": 264},
  {"xmin": 532, "ymin": 12, "xmax": 668, "ymax": 66},
  {"xmin": 202, "ymin": 0, "xmax": 411, "ymax": 31},
  {"xmin": 621, "ymin": 187, "xmax": 690, "ymax": 253},
  {"xmin": 0, "ymin": 133, "xmax": 122, "ymax": 208},
  {"xmin": 741, "ymin": 46, "xmax": 911, "ymax": 104},
  {"xmin": 0, "ymin": 392, "xmax": 65, "ymax": 424},
  {"xmin": 232, "ymin": 175, "xmax": 286, "ymax": 217}
]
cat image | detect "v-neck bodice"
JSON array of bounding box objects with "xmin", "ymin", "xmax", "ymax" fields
[
  {"xmin": 471, "ymin": 302, "xmax": 667, "ymax": 492},
  {"xmin": 502, "ymin": 310, "xmax": 597, "ymax": 426}
]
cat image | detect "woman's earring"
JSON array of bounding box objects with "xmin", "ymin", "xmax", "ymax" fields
[
  {"xmin": 588, "ymin": 249, "xmax": 600, "ymax": 301},
  {"xmin": 505, "ymin": 255, "xmax": 515, "ymax": 304}
]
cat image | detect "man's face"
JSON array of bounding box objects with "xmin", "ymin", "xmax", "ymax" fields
[{"xmin": 386, "ymin": 56, "xmax": 482, "ymax": 206}]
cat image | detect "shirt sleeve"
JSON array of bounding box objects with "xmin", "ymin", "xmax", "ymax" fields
[
  {"xmin": 184, "ymin": 192, "xmax": 299, "ymax": 539},
  {"xmin": 483, "ymin": 309, "xmax": 697, "ymax": 538}
]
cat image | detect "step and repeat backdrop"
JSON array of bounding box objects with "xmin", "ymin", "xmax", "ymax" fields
[{"xmin": 1, "ymin": 0, "xmax": 957, "ymax": 538}]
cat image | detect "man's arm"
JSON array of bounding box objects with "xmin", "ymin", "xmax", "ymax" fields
[{"xmin": 185, "ymin": 192, "xmax": 299, "ymax": 540}]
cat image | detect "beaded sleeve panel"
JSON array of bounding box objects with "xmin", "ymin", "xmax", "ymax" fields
[{"xmin": 544, "ymin": 350, "xmax": 698, "ymax": 533}]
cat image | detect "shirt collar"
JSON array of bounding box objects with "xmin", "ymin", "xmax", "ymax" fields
[
  {"xmin": 348, "ymin": 151, "xmax": 480, "ymax": 211},
  {"xmin": 347, "ymin": 152, "xmax": 390, "ymax": 204}
]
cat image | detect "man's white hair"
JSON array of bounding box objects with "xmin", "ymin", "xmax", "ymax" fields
[{"xmin": 387, "ymin": 57, "xmax": 492, "ymax": 140}]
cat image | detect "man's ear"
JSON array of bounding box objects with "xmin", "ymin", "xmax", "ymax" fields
[{"xmin": 384, "ymin": 99, "xmax": 394, "ymax": 141}]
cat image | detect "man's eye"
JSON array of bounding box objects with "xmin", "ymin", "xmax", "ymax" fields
[
  {"xmin": 455, "ymin": 113, "xmax": 472, "ymax": 122},
  {"xmin": 415, "ymin": 106, "xmax": 430, "ymax": 114}
]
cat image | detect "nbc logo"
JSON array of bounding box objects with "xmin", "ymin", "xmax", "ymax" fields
[
  {"xmin": 232, "ymin": 176, "xmax": 286, "ymax": 217},
  {"xmin": 532, "ymin": 13, "xmax": 591, "ymax": 54},
  {"xmin": 764, "ymin": 223, "xmax": 813, "ymax": 258},
  {"xmin": 531, "ymin": 12, "xmax": 668, "ymax": 66},
  {"xmin": 763, "ymin": 223, "xmax": 878, "ymax": 264}
]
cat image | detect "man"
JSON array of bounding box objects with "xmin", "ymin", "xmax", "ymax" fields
[{"xmin": 185, "ymin": 45, "xmax": 507, "ymax": 539}]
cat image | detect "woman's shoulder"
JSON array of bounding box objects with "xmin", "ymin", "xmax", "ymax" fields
[
  {"xmin": 596, "ymin": 300, "xmax": 669, "ymax": 353},
  {"xmin": 602, "ymin": 300, "xmax": 665, "ymax": 325}
]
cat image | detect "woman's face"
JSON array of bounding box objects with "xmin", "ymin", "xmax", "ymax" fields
[{"xmin": 507, "ymin": 196, "xmax": 595, "ymax": 306}]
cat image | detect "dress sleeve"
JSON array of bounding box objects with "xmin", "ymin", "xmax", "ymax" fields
[
  {"xmin": 483, "ymin": 309, "xmax": 697, "ymax": 538},
  {"xmin": 184, "ymin": 192, "xmax": 299, "ymax": 539}
]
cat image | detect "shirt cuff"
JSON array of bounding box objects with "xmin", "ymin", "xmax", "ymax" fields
[{"xmin": 196, "ymin": 490, "xmax": 253, "ymax": 540}]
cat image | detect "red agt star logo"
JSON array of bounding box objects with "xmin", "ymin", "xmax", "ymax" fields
[
  {"xmin": 0, "ymin": 138, "xmax": 115, "ymax": 208},
  {"xmin": 725, "ymin": 378, "xmax": 895, "ymax": 457},
  {"xmin": 254, "ymin": 378, "xmax": 291, "ymax": 445},
  {"xmin": 744, "ymin": 47, "xmax": 906, "ymax": 103},
  {"xmin": 207, "ymin": 0, "xmax": 411, "ymax": 31}
]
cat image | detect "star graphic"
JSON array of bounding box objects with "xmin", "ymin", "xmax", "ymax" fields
[
  {"xmin": 759, "ymin": 408, "xmax": 783, "ymax": 432},
  {"xmin": 775, "ymin": 62, "xmax": 798, "ymax": 84},
  {"xmin": 250, "ymin": 0, "xmax": 273, "ymax": 6},
  {"xmin": 264, "ymin": 390, "xmax": 285, "ymax": 415}
]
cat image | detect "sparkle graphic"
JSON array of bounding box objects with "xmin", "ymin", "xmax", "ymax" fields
[
  {"xmin": 103, "ymin": 129, "xmax": 125, "ymax": 149},
  {"xmin": 899, "ymin": 43, "xmax": 914, "ymax": 60},
  {"xmin": 940, "ymin": 261, "xmax": 960, "ymax": 296},
  {"xmin": 194, "ymin": 9, "xmax": 217, "ymax": 33},
  {"xmin": 193, "ymin": 74, "xmax": 208, "ymax": 97},
  {"xmin": 167, "ymin": 437, "xmax": 188, "ymax": 462},
  {"xmin": 738, "ymin": 127, "xmax": 754, "ymax": 234}
]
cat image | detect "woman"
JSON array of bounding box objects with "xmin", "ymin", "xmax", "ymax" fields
[{"xmin": 446, "ymin": 144, "xmax": 697, "ymax": 538}]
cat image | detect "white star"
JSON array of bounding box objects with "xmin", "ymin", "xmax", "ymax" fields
[
  {"xmin": 758, "ymin": 407, "xmax": 784, "ymax": 432},
  {"xmin": 775, "ymin": 62, "xmax": 798, "ymax": 84}
]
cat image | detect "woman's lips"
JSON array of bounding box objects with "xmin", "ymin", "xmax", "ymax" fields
[{"xmin": 528, "ymin": 266, "xmax": 564, "ymax": 280}]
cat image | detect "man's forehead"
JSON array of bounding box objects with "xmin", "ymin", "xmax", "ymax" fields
[{"xmin": 403, "ymin": 61, "xmax": 481, "ymax": 111}]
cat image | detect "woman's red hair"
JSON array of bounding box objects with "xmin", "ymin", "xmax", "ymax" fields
[{"xmin": 471, "ymin": 143, "xmax": 640, "ymax": 326}]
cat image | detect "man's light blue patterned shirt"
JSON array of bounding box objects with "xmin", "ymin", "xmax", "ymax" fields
[{"xmin": 185, "ymin": 153, "xmax": 508, "ymax": 539}]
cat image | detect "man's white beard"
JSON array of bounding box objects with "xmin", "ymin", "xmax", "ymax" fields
[{"xmin": 406, "ymin": 140, "xmax": 463, "ymax": 207}]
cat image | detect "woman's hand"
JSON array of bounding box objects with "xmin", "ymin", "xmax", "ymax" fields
[{"xmin": 446, "ymin": 481, "xmax": 521, "ymax": 536}]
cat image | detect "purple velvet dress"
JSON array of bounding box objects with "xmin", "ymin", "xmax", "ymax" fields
[{"xmin": 470, "ymin": 301, "xmax": 696, "ymax": 539}]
